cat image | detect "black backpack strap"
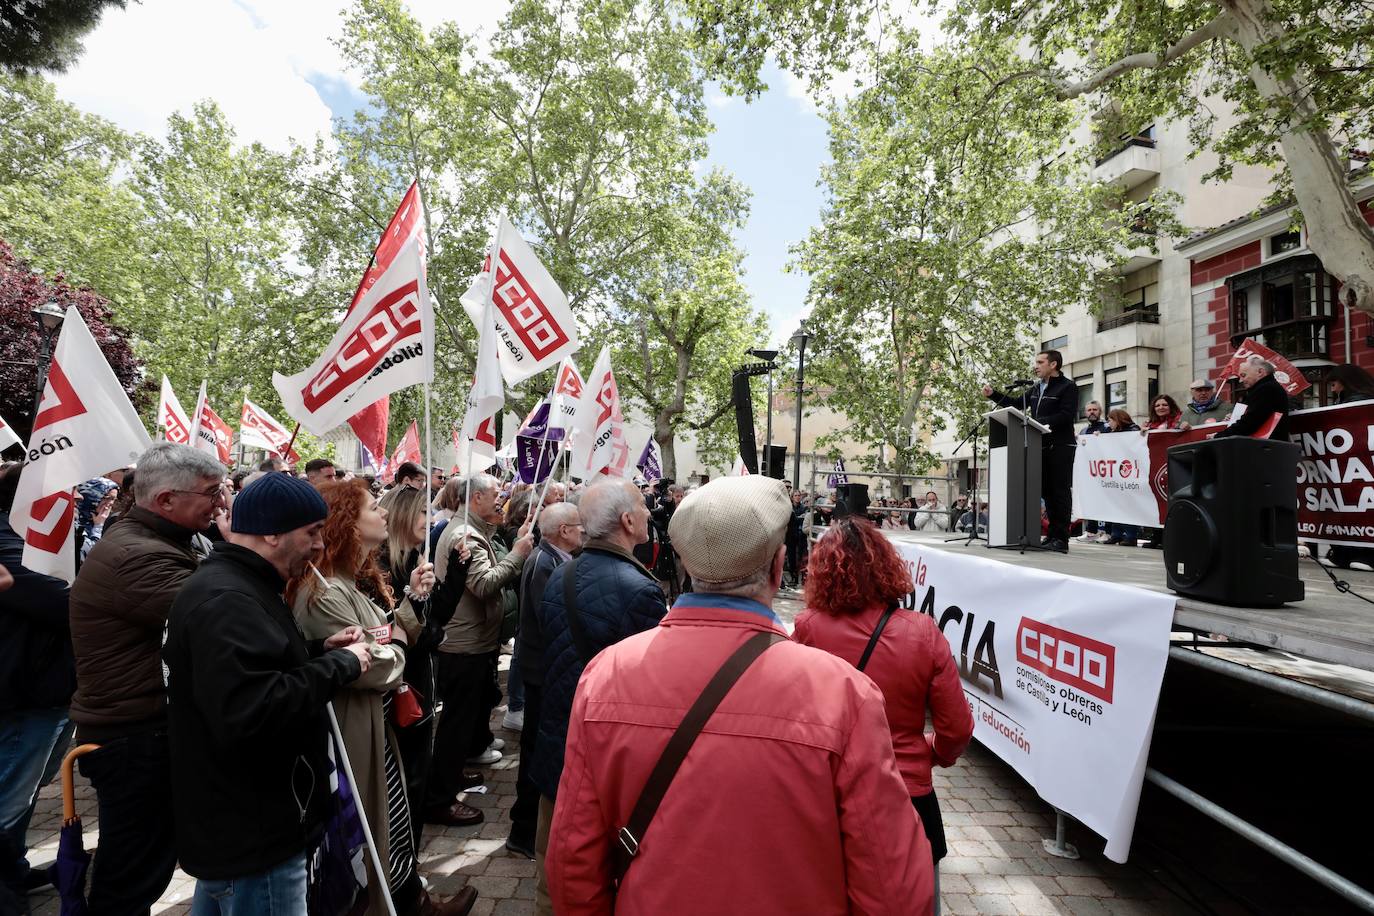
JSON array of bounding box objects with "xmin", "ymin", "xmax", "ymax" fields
[
  {"xmin": 856, "ymin": 603, "xmax": 899, "ymax": 673},
  {"xmin": 561, "ymin": 556, "xmax": 595, "ymax": 663},
  {"xmin": 612, "ymin": 630, "xmax": 782, "ymax": 883}
]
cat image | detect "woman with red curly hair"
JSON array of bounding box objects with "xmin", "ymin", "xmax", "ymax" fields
[
  {"xmin": 288, "ymin": 480, "xmax": 476, "ymax": 916},
  {"xmin": 793, "ymin": 518, "xmax": 973, "ymax": 909}
]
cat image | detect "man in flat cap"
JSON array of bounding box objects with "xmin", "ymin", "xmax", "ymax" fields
[{"xmin": 545, "ymin": 476, "xmax": 933, "ymax": 916}]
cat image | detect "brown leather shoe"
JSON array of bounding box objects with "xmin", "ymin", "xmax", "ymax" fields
[
  {"xmin": 419, "ymin": 885, "xmax": 478, "ymax": 916},
  {"xmin": 423, "ymin": 801, "xmax": 484, "ymax": 827}
]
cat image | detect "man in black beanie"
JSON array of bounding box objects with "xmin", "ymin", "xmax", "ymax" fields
[{"xmin": 163, "ymin": 472, "xmax": 375, "ymax": 913}]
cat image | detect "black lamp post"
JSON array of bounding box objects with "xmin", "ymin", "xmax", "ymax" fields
[
  {"xmin": 746, "ymin": 348, "xmax": 778, "ymax": 476},
  {"xmin": 30, "ymin": 300, "xmax": 65, "ymax": 417},
  {"xmin": 789, "ymin": 325, "xmax": 812, "ymax": 490}
]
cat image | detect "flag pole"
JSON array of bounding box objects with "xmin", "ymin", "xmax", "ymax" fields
[
  {"xmin": 460, "ymin": 438, "xmax": 474, "ymax": 535},
  {"xmin": 327, "ymin": 703, "xmax": 399, "ymax": 916},
  {"xmin": 423, "ymin": 382, "xmax": 433, "ymax": 564},
  {"xmin": 283, "ymin": 422, "xmax": 302, "ymax": 463}
]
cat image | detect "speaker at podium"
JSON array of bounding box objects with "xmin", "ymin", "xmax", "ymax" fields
[{"xmin": 984, "ymin": 406, "xmax": 1049, "ymax": 548}]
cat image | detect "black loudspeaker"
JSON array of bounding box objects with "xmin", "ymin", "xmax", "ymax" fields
[
  {"xmin": 732, "ymin": 371, "xmax": 759, "ymax": 474},
  {"xmin": 834, "ymin": 483, "xmax": 870, "ymax": 519},
  {"xmin": 1164, "ymin": 437, "xmax": 1303, "ymax": 607},
  {"xmin": 761, "ymin": 445, "xmax": 787, "ymax": 480}
]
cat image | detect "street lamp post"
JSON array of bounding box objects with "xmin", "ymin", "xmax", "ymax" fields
[
  {"xmin": 30, "ymin": 300, "xmax": 65, "ymax": 417},
  {"xmin": 789, "ymin": 325, "xmax": 812, "ymax": 490},
  {"xmin": 747, "ymin": 348, "xmax": 779, "ymax": 476}
]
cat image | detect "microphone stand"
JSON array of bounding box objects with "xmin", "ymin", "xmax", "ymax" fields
[{"xmin": 945, "ymin": 416, "xmax": 988, "ymax": 547}]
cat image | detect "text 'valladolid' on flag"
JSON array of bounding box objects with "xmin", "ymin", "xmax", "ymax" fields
[
  {"xmin": 11, "ymin": 306, "xmax": 152, "ymax": 582},
  {"xmin": 636, "ymin": 438, "xmax": 663, "ymax": 482},
  {"xmin": 459, "ymin": 214, "xmax": 579, "ymax": 386},
  {"xmin": 189, "ymin": 381, "xmax": 233, "ymax": 465},
  {"xmin": 0, "ymin": 413, "xmax": 24, "ymax": 452},
  {"xmin": 240, "ymin": 398, "xmax": 300, "ymax": 463},
  {"xmin": 570, "ymin": 345, "xmax": 629, "ymax": 479},
  {"xmin": 157, "ymin": 376, "xmax": 191, "ymax": 444},
  {"xmin": 273, "ymin": 186, "xmax": 434, "ymax": 435}
]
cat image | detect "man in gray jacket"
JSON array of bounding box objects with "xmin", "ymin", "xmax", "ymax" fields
[{"xmin": 425, "ymin": 473, "xmax": 532, "ymax": 825}]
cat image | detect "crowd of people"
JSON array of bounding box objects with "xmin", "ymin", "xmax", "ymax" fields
[{"xmin": 1, "ymin": 438, "xmax": 980, "ymax": 916}]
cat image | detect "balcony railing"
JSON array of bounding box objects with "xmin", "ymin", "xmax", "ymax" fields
[
  {"xmin": 1095, "ymin": 134, "xmax": 1158, "ymax": 168},
  {"xmin": 1098, "ymin": 308, "xmax": 1161, "ymax": 332}
]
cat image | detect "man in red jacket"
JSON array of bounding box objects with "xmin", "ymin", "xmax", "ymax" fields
[{"xmin": 547, "ymin": 476, "xmax": 933, "ymax": 915}]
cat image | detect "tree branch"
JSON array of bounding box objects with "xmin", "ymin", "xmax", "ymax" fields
[{"xmin": 1051, "ymin": 13, "xmax": 1237, "ymax": 99}]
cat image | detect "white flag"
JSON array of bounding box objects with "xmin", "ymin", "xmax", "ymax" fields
[
  {"xmin": 569, "ymin": 346, "xmax": 629, "ymax": 479},
  {"xmin": 187, "ymin": 382, "xmax": 233, "ymax": 465},
  {"xmin": 548, "ymin": 356, "xmax": 584, "ymax": 441},
  {"xmin": 157, "ymin": 376, "xmax": 192, "ymax": 444},
  {"xmin": 11, "ymin": 307, "xmax": 152, "ymax": 582},
  {"xmin": 459, "ymin": 214, "xmax": 579, "ymax": 386},
  {"xmin": 240, "ymin": 398, "xmax": 298, "ymax": 461},
  {"xmin": 461, "ymin": 300, "xmax": 506, "ymax": 466},
  {"xmin": 0, "ymin": 413, "xmax": 22, "ymax": 453},
  {"xmin": 730, "ymin": 455, "xmax": 751, "ymax": 476},
  {"xmin": 273, "ymin": 234, "xmax": 434, "ymax": 435}
]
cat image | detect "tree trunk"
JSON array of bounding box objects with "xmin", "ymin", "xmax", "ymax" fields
[
  {"xmin": 656, "ymin": 418, "xmax": 676, "ymax": 479},
  {"xmin": 1222, "ymin": 0, "xmax": 1374, "ymax": 315}
]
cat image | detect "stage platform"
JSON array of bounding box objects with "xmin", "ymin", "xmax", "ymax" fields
[{"xmin": 885, "ymin": 530, "xmax": 1374, "ymax": 674}]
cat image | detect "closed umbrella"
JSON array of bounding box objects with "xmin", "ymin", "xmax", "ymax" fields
[{"xmin": 48, "ymin": 744, "xmax": 101, "ymax": 916}]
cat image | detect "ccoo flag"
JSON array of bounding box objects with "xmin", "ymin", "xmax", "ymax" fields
[
  {"xmin": 459, "ymin": 297, "xmax": 505, "ymax": 468},
  {"xmin": 636, "ymin": 438, "xmax": 663, "ymax": 482},
  {"xmin": 570, "ymin": 346, "xmax": 630, "ymax": 479},
  {"xmin": 0, "ymin": 413, "xmax": 23, "ymax": 453},
  {"xmin": 274, "ymin": 190, "xmax": 434, "ymax": 435},
  {"xmin": 240, "ymin": 398, "xmax": 300, "ymax": 463},
  {"xmin": 188, "ymin": 382, "xmax": 233, "ymax": 465},
  {"xmin": 548, "ymin": 356, "xmax": 584, "ymax": 441},
  {"xmin": 459, "ymin": 214, "xmax": 579, "ymax": 386},
  {"xmin": 10, "ymin": 307, "xmax": 151, "ymax": 582},
  {"xmin": 157, "ymin": 376, "xmax": 192, "ymax": 444}
]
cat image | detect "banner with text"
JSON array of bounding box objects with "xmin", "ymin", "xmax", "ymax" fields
[
  {"xmin": 891, "ymin": 541, "xmax": 1174, "ymax": 862},
  {"xmin": 1072, "ymin": 401, "xmax": 1374, "ymax": 545}
]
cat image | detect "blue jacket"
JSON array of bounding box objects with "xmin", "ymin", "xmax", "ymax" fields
[{"xmin": 532, "ymin": 541, "xmax": 666, "ymax": 799}]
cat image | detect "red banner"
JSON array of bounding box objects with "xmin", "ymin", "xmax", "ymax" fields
[
  {"xmin": 1215, "ymin": 338, "xmax": 1310, "ymax": 396},
  {"xmin": 1143, "ymin": 401, "xmax": 1374, "ymax": 545}
]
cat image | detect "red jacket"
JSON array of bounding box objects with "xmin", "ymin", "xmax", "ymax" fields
[
  {"xmin": 794, "ymin": 605, "xmax": 973, "ymax": 797},
  {"xmin": 548, "ymin": 595, "xmax": 933, "ymax": 916}
]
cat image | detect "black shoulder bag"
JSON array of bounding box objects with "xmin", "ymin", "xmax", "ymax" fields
[
  {"xmin": 611, "ymin": 629, "xmax": 782, "ymax": 884},
  {"xmin": 856, "ymin": 602, "xmax": 899, "ymax": 673}
]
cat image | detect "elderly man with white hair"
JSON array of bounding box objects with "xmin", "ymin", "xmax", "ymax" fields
[
  {"xmin": 1215, "ymin": 354, "xmax": 1293, "ymax": 441},
  {"xmin": 529, "ymin": 479, "xmax": 666, "ymax": 914},
  {"xmin": 425, "ymin": 473, "xmax": 533, "ymax": 827},
  {"xmin": 545, "ymin": 475, "xmax": 933, "ymax": 915}
]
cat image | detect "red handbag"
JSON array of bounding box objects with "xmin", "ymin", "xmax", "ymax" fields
[{"xmin": 391, "ymin": 683, "xmax": 425, "ymax": 728}]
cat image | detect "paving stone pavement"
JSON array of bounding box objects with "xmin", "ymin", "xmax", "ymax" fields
[{"xmin": 25, "ymin": 641, "xmax": 1191, "ymax": 915}]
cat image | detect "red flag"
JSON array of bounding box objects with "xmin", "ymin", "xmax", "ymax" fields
[
  {"xmin": 347, "ymin": 399, "xmax": 389, "ymax": 471},
  {"xmin": 385, "ymin": 421, "xmax": 421, "ymax": 484},
  {"xmin": 1216, "ymin": 339, "xmax": 1311, "ymax": 396}
]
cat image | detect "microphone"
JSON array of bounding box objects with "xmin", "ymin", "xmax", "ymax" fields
[{"xmin": 1006, "ymin": 378, "xmax": 1036, "ymax": 389}]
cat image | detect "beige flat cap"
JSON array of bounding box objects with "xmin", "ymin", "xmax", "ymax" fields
[{"xmin": 669, "ymin": 476, "xmax": 791, "ymax": 584}]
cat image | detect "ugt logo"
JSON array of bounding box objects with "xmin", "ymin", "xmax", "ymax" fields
[
  {"xmin": 305, "ymin": 281, "xmax": 421, "ymax": 411},
  {"xmin": 492, "ymin": 251, "xmax": 571, "ymax": 361}
]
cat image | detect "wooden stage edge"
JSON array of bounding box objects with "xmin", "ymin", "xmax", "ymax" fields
[{"xmin": 884, "ymin": 530, "xmax": 1374, "ymax": 674}]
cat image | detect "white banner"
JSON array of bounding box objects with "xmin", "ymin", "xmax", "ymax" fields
[
  {"xmin": 11, "ymin": 307, "xmax": 152, "ymax": 581},
  {"xmin": 459, "ymin": 214, "xmax": 579, "ymax": 386},
  {"xmin": 1071, "ymin": 432, "xmax": 1158, "ymax": 528},
  {"xmin": 889, "ymin": 541, "xmax": 1173, "ymax": 862},
  {"xmin": 273, "ymin": 236, "xmax": 434, "ymax": 435}
]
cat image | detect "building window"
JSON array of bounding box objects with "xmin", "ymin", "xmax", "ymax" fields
[
  {"xmin": 1075, "ymin": 376, "xmax": 1095, "ymax": 418},
  {"xmin": 1227, "ymin": 254, "xmax": 1334, "ymax": 360},
  {"xmin": 1106, "ymin": 368, "xmax": 1127, "ymax": 411},
  {"xmin": 1099, "ymin": 283, "xmax": 1160, "ymax": 332},
  {"xmin": 1042, "ymin": 335, "xmax": 1068, "ymax": 352},
  {"xmin": 1267, "ymin": 230, "xmax": 1303, "ymax": 259},
  {"xmin": 1147, "ymin": 364, "xmax": 1160, "ymax": 404}
]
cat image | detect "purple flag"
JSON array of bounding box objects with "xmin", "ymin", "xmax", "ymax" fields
[
  {"xmin": 826, "ymin": 457, "xmax": 849, "ymax": 488},
  {"xmin": 515, "ymin": 399, "xmax": 564, "ymax": 484},
  {"xmin": 306, "ymin": 733, "xmax": 368, "ymax": 916},
  {"xmin": 636, "ymin": 438, "xmax": 663, "ymax": 482}
]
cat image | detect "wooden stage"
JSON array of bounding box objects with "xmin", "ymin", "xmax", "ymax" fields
[{"xmin": 885, "ymin": 530, "xmax": 1374, "ymax": 674}]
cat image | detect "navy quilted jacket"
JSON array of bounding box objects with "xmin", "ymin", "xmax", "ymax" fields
[{"xmin": 531, "ymin": 542, "xmax": 667, "ymax": 799}]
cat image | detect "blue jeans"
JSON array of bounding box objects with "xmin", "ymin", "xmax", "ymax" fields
[
  {"xmin": 0, "ymin": 708, "xmax": 74, "ymax": 874},
  {"xmin": 191, "ymin": 852, "xmax": 307, "ymax": 916},
  {"xmin": 507, "ymin": 642, "xmax": 525, "ymax": 713}
]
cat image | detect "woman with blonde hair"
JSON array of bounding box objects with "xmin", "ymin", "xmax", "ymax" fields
[{"xmin": 288, "ymin": 479, "xmax": 475, "ymax": 916}]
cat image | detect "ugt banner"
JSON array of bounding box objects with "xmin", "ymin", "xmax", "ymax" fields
[
  {"xmin": 1071, "ymin": 432, "xmax": 1157, "ymax": 528},
  {"xmin": 889, "ymin": 541, "xmax": 1174, "ymax": 862}
]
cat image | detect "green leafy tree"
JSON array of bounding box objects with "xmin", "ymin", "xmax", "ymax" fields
[
  {"xmin": 790, "ymin": 39, "xmax": 1178, "ymax": 473},
  {"xmin": 0, "ymin": 0, "xmax": 127, "ymax": 75},
  {"xmin": 685, "ymin": 0, "xmax": 1374, "ymax": 314}
]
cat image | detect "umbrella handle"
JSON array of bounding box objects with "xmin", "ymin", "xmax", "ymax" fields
[{"xmin": 60, "ymin": 743, "xmax": 102, "ymax": 825}]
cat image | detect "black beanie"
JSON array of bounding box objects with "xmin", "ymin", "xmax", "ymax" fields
[{"xmin": 231, "ymin": 472, "xmax": 328, "ymax": 535}]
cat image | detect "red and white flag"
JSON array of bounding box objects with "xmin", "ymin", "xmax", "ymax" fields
[
  {"xmin": 189, "ymin": 382, "xmax": 233, "ymax": 466},
  {"xmin": 157, "ymin": 376, "xmax": 192, "ymax": 444},
  {"xmin": 548, "ymin": 356, "xmax": 584, "ymax": 441},
  {"xmin": 274, "ymin": 188, "xmax": 434, "ymax": 435},
  {"xmin": 570, "ymin": 346, "xmax": 629, "ymax": 479},
  {"xmin": 385, "ymin": 420, "xmax": 422, "ymax": 484},
  {"xmin": 240, "ymin": 398, "xmax": 300, "ymax": 462},
  {"xmin": 348, "ymin": 398, "xmax": 388, "ymax": 474},
  {"xmin": 0, "ymin": 413, "xmax": 22, "ymax": 453},
  {"xmin": 10, "ymin": 307, "xmax": 151, "ymax": 582},
  {"xmin": 730, "ymin": 455, "xmax": 751, "ymax": 476},
  {"xmin": 1216, "ymin": 338, "xmax": 1310, "ymax": 396},
  {"xmin": 459, "ymin": 293, "xmax": 506, "ymax": 469},
  {"xmin": 459, "ymin": 214, "xmax": 579, "ymax": 386}
]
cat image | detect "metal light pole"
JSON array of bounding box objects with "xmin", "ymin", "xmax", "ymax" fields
[
  {"xmin": 789, "ymin": 325, "xmax": 812, "ymax": 490},
  {"xmin": 30, "ymin": 300, "xmax": 65, "ymax": 417},
  {"xmin": 747, "ymin": 348, "xmax": 778, "ymax": 476}
]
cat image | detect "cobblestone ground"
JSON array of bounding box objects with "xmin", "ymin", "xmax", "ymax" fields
[{"xmin": 26, "ymin": 628, "xmax": 1188, "ymax": 915}]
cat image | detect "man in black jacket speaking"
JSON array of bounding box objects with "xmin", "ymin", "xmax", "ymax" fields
[
  {"xmin": 1214, "ymin": 355, "xmax": 1292, "ymax": 442},
  {"xmin": 983, "ymin": 349, "xmax": 1080, "ymax": 552},
  {"xmin": 163, "ymin": 472, "xmax": 372, "ymax": 911}
]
